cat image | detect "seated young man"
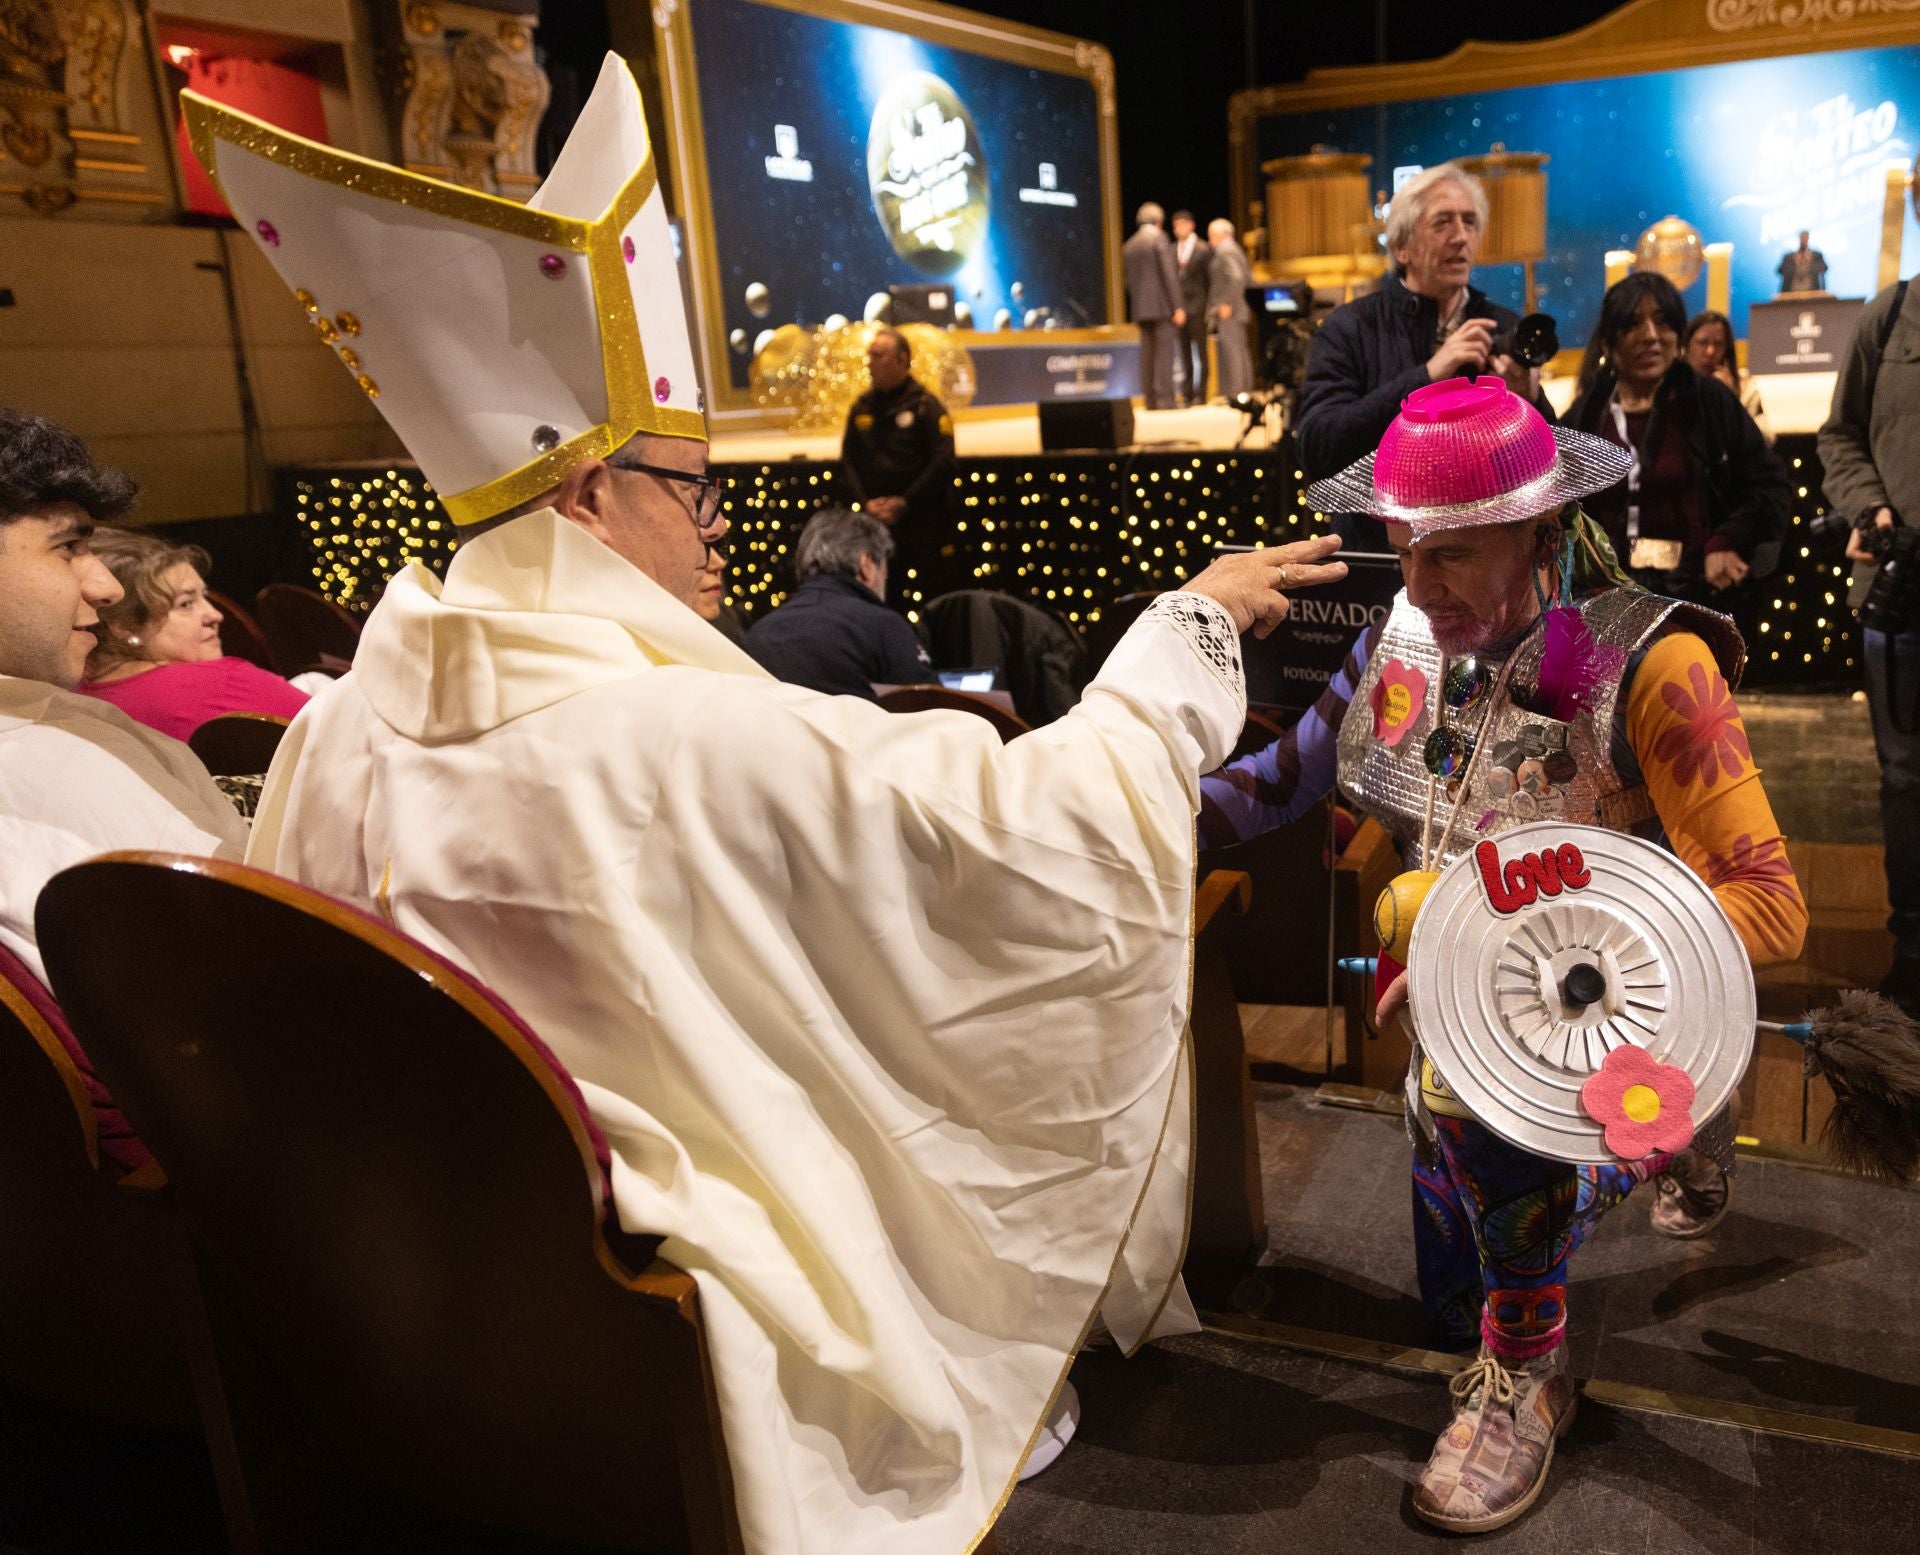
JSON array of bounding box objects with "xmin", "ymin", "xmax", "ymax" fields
[{"xmin": 0, "ymin": 409, "xmax": 247, "ymax": 985}]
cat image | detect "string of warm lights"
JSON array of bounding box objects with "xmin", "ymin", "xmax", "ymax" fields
[{"xmin": 285, "ymin": 432, "xmax": 1856, "ymax": 683}]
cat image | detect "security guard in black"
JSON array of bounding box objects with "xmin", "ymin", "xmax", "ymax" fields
[{"xmin": 840, "ymin": 328, "xmax": 956, "ymax": 608}]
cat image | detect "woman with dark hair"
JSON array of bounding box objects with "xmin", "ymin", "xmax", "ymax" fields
[
  {"xmin": 1683, "ymin": 309, "xmax": 1772, "ymax": 442},
  {"xmin": 1566, "ymin": 273, "xmax": 1791, "ymax": 600}
]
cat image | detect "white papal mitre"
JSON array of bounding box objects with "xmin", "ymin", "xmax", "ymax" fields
[{"xmin": 183, "ymin": 53, "xmax": 703, "ymax": 527}]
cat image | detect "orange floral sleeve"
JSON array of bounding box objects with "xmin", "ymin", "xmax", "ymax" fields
[{"xmin": 1623, "ymin": 632, "xmax": 1808, "ymax": 967}]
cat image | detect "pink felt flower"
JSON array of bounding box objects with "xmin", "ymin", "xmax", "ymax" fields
[
  {"xmin": 1579, "ymin": 1045, "xmax": 1696, "ymax": 1160},
  {"xmin": 1371, "ymin": 659, "xmax": 1427, "ymax": 747}
]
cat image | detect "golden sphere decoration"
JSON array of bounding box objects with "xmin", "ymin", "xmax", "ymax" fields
[
  {"xmin": 1633, "ymin": 215, "xmax": 1705, "ymax": 290},
  {"xmin": 749, "ymin": 319, "xmax": 975, "ymax": 434},
  {"xmin": 866, "ymin": 72, "xmax": 990, "ymax": 279}
]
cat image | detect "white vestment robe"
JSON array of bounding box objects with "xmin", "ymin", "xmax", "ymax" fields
[
  {"xmin": 247, "ymin": 511, "xmax": 1246, "ymax": 1555},
  {"xmin": 1, "ymin": 675, "xmax": 248, "ymax": 983}
]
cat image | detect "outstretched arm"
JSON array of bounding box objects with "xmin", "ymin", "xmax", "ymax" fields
[{"xmin": 1197, "ymin": 628, "xmax": 1372, "ymax": 848}]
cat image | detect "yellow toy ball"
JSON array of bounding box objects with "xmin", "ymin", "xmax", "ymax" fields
[{"xmin": 1372, "ymin": 870, "xmax": 1440, "ymax": 963}]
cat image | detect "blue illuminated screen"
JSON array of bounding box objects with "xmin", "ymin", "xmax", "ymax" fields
[
  {"xmin": 1259, "ymin": 44, "xmax": 1920, "ymax": 343},
  {"xmin": 686, "ymin": 0, "xmax": 1108, "ymax": 388}
]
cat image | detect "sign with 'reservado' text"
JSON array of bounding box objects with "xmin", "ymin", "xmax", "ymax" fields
[{"xmin": 1227, "ymin": 550, "xmax": 1401, "ymax": 713}]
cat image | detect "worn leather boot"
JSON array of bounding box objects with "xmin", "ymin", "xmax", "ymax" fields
[{"xmin": 1412, "ymin": 1344, "xmax": 1575, "ymax": 1533}]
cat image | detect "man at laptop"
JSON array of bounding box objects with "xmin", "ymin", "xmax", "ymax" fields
[{"xmin": 745, "ymin": 508, "xmax": 934, "ymax": 698}]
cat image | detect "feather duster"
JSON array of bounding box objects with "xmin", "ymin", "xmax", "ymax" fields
[
  {"xmin": 1533, "ymin": 607, "xmax": 1627, "ymax": 725},
  {"xmin": 1773, "ymin": 990, "xmax": 1920, "ymax": 1183}
]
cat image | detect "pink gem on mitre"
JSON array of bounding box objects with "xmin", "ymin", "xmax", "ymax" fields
[
  {"xmin": 622, "ymin": 234, "xmax": 636, "ymax": 263},
  {"xmin": 654, "ymin": 376, "xmax": 671, "ymax": 403},
  {"xmin": 538, "ymin": 253, "xmax": 567, "ymax": 279},
  {"xmin": 1579, "ymin": 1045, "xmax": 1696, "ymax": 1161},
  {"xmin": 256, "ymin": 219, "xmax": 280, "ymax": 246}
]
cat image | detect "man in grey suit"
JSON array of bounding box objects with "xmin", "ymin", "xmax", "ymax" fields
[
  {"xmin": 1124, "ymin": 202, "xmax": 1184, "ymax": 410},
  {"xmin": 1207, "ymin": 218, "xmax": 1254, "ymax": 401}
]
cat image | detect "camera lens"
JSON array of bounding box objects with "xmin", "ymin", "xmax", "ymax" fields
[
  {"xmin": 1484, "ymin": 313, "xmax": 1558, "ymax": 370},
  {"xmin": 1806, "ymin": 510, "xmax": 1853, "ymax": 541},
  {"xmin": 1511, "ymin": 313, "xmax": 1559, "ymax": 367}
]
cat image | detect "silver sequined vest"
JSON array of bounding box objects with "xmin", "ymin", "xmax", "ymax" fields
[{"xmin": 1336, "ymin": 589, "xmax": 1744, "ymax": 868}]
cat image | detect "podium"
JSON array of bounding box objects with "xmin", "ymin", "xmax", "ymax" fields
[{"xmin": 1748, "ymin": 295, "xmax": 1865, "ymax": 373}]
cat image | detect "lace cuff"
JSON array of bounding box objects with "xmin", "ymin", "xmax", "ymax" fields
[{"xmin": 1141, "ymin": 591, "xmax": 1244, "ymax": 703}]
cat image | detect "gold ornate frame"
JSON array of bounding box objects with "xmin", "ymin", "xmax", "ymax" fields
[
  {"xmin": 1228, "ymin": 0, "xmax": 1920, "ymax": 230},
  {"xmin": 646, "ymin": 0, "xmax": 1123, "ymax": 426}
]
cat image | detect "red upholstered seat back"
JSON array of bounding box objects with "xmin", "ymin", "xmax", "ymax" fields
[{"xmin": 0, "ymin": 939, "xmax": 151, "ymax": 1173}]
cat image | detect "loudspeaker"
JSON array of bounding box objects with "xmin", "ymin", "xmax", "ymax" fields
[{"xmin": 1038, "ymin": 397, "xmax": 1135, "ymax": 451}]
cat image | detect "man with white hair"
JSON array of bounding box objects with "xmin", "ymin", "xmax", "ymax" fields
[
  {"xmin": 1206, "ymin": 218, "xmax": 1254, "ymax": 401},
  {"xmin": 1123, "ymin": 201, "xmax": 1185, "ymax": 409},
  {"xmin": 1296, "ymin": 163, "xmax": 1553, "ymax": 547}
]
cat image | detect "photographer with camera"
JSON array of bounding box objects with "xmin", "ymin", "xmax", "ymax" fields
[
  {"xmin": 1295, "ymin": 162, "xmax": 1556, "ymax": 549},
  {"xmin": 1817, "ymin": 164, "xmax": 1920, "ymax": 1013}
]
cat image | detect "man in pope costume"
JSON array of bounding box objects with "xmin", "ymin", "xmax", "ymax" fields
[{"xmin": 189, "ymin": 57, "xmax": 1344, "ymax": 1554}]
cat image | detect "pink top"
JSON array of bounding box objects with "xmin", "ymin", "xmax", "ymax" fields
[{"xmin": 77, "ymin": 657, "xmax": 308, "ymax": 743}]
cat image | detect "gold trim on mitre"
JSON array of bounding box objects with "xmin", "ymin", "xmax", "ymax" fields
[{"xmin": 181, "ymin": 73, "xmax": 707, "ymax": 530}]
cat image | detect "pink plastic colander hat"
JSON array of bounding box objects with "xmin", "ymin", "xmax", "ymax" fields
[{"xmin": 1304, "ymin": 376, "xmax": 1630, "ymax": 537}]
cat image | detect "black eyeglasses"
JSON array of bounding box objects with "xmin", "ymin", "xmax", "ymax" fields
[{"xmin": 608, "ymin": 457, "xmax": 732, "ymax": 532}]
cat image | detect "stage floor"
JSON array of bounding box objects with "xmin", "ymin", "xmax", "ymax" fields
[
  {"xmin": 710, "ymin": 367, "xmax": 1835, "ymax": 468},
  {"xmin": 710, "ymin": 403, "xmax": 1279, "ymax": 463}
]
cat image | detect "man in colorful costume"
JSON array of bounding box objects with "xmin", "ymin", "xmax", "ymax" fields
[
  {"xmin": 1199, "ymin": 377, "xmax": 1807, "ymax": 1533},
  {"xmin": 189, "ymin": 55, "xmax": 1345, "ymax": 1555}
]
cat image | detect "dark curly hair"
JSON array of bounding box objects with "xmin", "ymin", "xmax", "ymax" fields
[{"xmin": 0, "ymin": 408, "xmax": 138, "ymax": 528}]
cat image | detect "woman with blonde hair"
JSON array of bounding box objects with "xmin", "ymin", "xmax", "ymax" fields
[{"xmin": 77, "ymin": 528, "xmax": 308, "ymax": 741}]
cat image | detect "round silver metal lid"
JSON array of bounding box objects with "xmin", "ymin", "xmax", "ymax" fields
[{"xmin": 1406, "ymin": 821, "xmax": 1754, "ymax": 1165}]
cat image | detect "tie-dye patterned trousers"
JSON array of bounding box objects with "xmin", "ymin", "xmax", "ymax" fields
[{"xmin": 1413, "ymin": 1114, "xmax": 1669, "ymax": 1361}]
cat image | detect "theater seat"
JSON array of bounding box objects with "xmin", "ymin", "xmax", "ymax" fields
[
  {"xmin": 208, "ymin": 589, "xmax": 280, "ymax": 674},
  {"xmin": 0, "ymin": 942, "xmax": 192, "ymax": 1429},
  {"xmin": 36, "ymin": 854, "xmax": 740, "ymax": 1554},
  {"xmin": 922, "ymin": 590, "xmax": 1087, "ymax": 726},
  {"xmin": 252, "ymin": 584, "xmax": 362, "ymax": 678},
  {"xmin": 188, "ymin": 712, "xmax": 293, "ymax": 778},
  {"xmin": 877, "ymin": 684, "xmax": 1032, "ymax": 741}
]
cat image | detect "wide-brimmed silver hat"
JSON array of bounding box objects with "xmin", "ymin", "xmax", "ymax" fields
[{"xmin": 1306, "ymin": 377, "xmax": 1630, "ymax": 536}]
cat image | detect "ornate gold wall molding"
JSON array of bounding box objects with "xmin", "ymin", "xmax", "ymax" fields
[
  {"xmin": 385, "ymin": 1, "xmax": 549, "ymax": 198},
  {"xmin": 0, "ymin": 0, "xmax": 161, "ymax": 217},
  {"xmin": 1228, "ymin": 0, "xmax": 1920, "ymax": 226},
  {"xmin": 1707, "ymin": 0, "xmax": 1920, "ymax": 33}
]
